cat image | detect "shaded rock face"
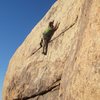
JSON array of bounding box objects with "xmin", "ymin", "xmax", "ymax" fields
[{"xmin": 3, "ymin": 0, "xmax": 100, "ymax": 100}]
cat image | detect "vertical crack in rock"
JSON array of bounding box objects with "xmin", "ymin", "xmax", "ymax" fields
[{"xmin": 59, "ymin": 0, "xmax": 95, "ymax": 99}]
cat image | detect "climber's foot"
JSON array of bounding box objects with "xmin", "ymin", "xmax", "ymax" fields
[{"xmin": 42, "ymin": 52, "xmax": 46, "ymax": 55}]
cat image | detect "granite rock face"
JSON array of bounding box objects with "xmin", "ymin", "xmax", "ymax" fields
[{"xmin": 3, "ymin": 0, "xmax": 100, "ymax": 100}]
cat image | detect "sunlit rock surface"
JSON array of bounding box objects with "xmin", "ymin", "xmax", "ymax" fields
[{"xmin": 3, "ymin": 0, "xmax": 100, "ymax": 100}]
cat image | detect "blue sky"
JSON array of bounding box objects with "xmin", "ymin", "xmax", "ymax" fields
[{"xmin": 0, "ymin": 0, "xmax": 56, "ymax": 99}]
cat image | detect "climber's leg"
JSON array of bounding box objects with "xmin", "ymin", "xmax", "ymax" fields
[
  {"xmin": 42, "ymin": 37, "xmax": 48, "ymax": 55},
  {"xmin": 42, "ymin": 38, "xmax": 45, "ymax": 54},
  {"xmin": 40, "ymin": 38, "xmax": 43, "ymax": 47},
  {"xmin": 44, "ymin": 39, "xmax": 48, "ymax": 55}
]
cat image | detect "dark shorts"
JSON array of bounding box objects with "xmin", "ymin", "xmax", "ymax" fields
[{"xmin": 43, "ymin": 35, "xmax": 50, "ymax": 42}]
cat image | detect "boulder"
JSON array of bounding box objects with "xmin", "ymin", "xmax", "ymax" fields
[{"xmin": 3, "ymin": 0, "xmax": 100, "ymax": 100}]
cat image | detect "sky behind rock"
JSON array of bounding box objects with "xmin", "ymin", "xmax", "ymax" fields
[{"xmin": 0, "ymin": 0, "xmax": 56, "ymax": 99}]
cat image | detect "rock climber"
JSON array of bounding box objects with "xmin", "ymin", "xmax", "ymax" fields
[{"xmin": 40, "ymin": 20, "xmax": 59, "ymax": 55}]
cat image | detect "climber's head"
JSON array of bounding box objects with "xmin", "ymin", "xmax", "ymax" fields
[{"xmin": 49, "ymin": 20, "xmax": 54, "ymax": 28}]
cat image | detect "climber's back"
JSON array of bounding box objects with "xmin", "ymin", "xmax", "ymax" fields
[{"xmin": 43, "ymin": 21, "xmax": 55, "ymax": 38}]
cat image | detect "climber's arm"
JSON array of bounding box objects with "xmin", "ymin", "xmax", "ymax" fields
[{"xmin": 53, "ymin": 22, "xmax": 60, "ymax": 31}]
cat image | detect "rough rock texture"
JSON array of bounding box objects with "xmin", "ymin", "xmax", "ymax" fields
[{"xmin": 3, "ymin": 0, "xmax": 100, "ymax": 100}]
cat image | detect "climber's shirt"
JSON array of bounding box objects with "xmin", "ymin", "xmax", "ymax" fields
[{"xmin": 43, "ymin": 26, "xmax": 53, "ymax": 38}]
